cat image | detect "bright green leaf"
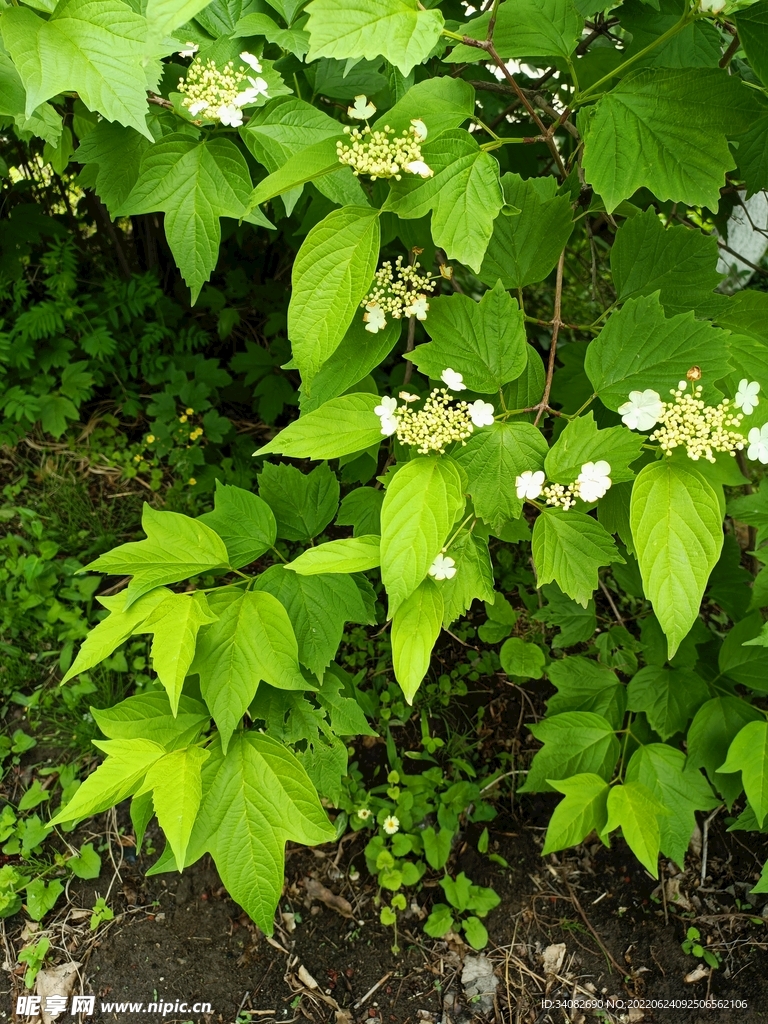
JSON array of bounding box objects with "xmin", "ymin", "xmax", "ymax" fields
[
  {"xmin": 139, "ymin": 746, "xmax": 210, "ymax": 870},
  {"xmin": 286, "ymin": 535, "xmax": 380, "ymax": 575},
  {"xmin": 520, "ymin": 712, "xmax": 619, "ymax": 793},
  {"xmin": 542, "ymin": 773, "xmax": 610, "ymax": 855},
  {"xmin": 391, "ymin": 577, "xmax": 443, "ymax": 703},
  {"xmin": 545, "ymin": 412, "xmax": 643, "ymax": 487},
  {"xmin": 627, "ymin": 666, "xmax": 709, "ymax": 740},
  {"xmin": 198, "ymin": 482, "xmax": 277, "ymax": 570},
  {"xmin": 500, "ymin": 637, "xmax": 545, "ymax": 680},
  {"xmin": 258, "ymin": 462, "xmax": 339, "ymax": 542},
  {"xmin": 256, "ymin": 393, "xmax": 383, "ymax": 458},
  {"xmin": 718, "ymin": 721, "xmax": 768, "ymax": 827},
  {"xmin": 447, "ymin": 0, "xmax": 583, "ymax": 63},
  {"xmin": 532, "ymin": 509, "xmax": 623, "ymax": 607},
  {"xmin": 601, "ymin": 781, "xmax": 666, "ymax": 877}
]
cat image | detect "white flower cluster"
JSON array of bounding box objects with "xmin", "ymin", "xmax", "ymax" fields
[
  {"xmin": 362, "ymin": 254, "xmax": 437, "ymax": 333},
  {"xmin": 337, "ymin": 96, "xmax": 433, "ymax": 181},
  {"xmin": 515, "ymin": 461, "xmax": 612, "ymax": 510},
  {"xmin": 178, "ymin": 52, "xmax": 268, "ymax": 127},
  {"xmin": 374, "ymin": 371, "xmax": 494, "ymax": 454},
  {"xmin": 621, "ymin": 379, "xmax": 752, "ymax": 464}
]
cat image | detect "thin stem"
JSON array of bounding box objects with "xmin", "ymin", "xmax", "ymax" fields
[
  {"xmin": 719, "ymin": 32, "xmax": 740, "ymax": 69},
  {"xmin": 270, "ymin": 545, "xmax": 288, "ymax": 563},
  {"xmin": 576, "ymin": 11, "xmax": 693, "ymax": 104},
  {"xmin": 443, "ymin": 513, "xmax": 476, "ymax": 554},
  {"xmin": 534, "ymin": 249, "xmax": 566, "ymax": 427}
]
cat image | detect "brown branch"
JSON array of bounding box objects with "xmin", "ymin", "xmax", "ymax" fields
[
  {"xmin": 719, "ymin": 33, "xmax": 740, "ymax": 68},
  {"xmin": 534, "ymin": 249, "xmax": 566, "ymax": 426},
  {"xmin": 147, "ymin": 93, "xmax": 173, "ymax": 109}
]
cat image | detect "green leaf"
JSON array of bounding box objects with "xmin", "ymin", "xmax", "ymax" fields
[
  {"xmin": 620, "ymin": 0, "xmax": 721, "ymax": 70},
  {"xmin": 454, "ymin": 422, "xmax": 548, "ymax": 531},
  {"xmin": 241, "ymin": 96, "xmax": 340, "ymax": 172},
  {"xmin": 733, "ymin": 104, "xmax": 768, "ymax": 198},
  {"xmin": 145, "ymin": 0, "xmax": 210, "ymax": 35},
  {"xmin": 84, "ymin": 504, "xmax": 229, "ymax": 609},
  {"xmin": 439, "ymin": 532, "xmax": 495, "ymax": 628},
  {"xmin": 585, "ymin": 294, "xmax": 732, "ymax": 410},
  {"xmin": 687, "ymin": 696, "xmax": 762, "ymax": 804},
  {"xmin": 305, "ymin": 0, "xmax": 444, "ymax": 76},
  {"xmin": 115, "ymin": 135, "xmax": 252, "ymax": 302},
  {"xmin": 49, "ymin": 739, "xmax": 166, "ymax": 826},
  {"xmin": 234, "ymin": 12, "xmax": 310, "ymax": 57},
  {"xmin": 372, "ymin": 77, "xmax": 475, "ymax": 137},
  {"xmin": 139, "ymin": 747, "xmax": 210, "ymax": 870},
  {"xmin": 256, "ymin": 394, "xmax": 383, "ymax": 458},
  {"xmin": 391, "ymin": 577, "xmax": 443, "ymax": 703},
  {"xmin": 286, "ymin": 535, "xmax": 380, "ymax": 575},
  {"xmin": 532, "ymin": 584, "xmax": 596, "ymax": 648},
  {"xmin": 735, "ymin": 0, "xmax": 768, "ymax": 87},
  {"xmin": 74, "ymin": 121, "xmax": 150, "ymax": 217},
  {"xmin": 91, "ymin": 693, "xmax": 209, "ymax": 750},
  {"xmin": 259, "ymin": 462, "xmax": 339, "ymax": 542},
  {"xmin": 380, "ymin": 456, "xmax": 465, "ymax": 616},
  {"xmin": 447, "ymin": 0, "xmax": 583, "ymax": 63},
  {"xmin": 247, "ymin": 137, "xmax": 341, "ymax": 208},
  {"xmin": 185, "ymin": 732, "xmax": 334, "ymax": 932},
  {"xmin": 1, "ymin": 0, "xmax": 151, "ymax": 137},
  {"xmin": 192, "ymin": 590, "xmax": 307, "ymax": 752},
  {"xmin": 520, "ymin": 712, "xmax": 620, "ymax": 793},
  {"xmin": 61, "ymin": 588, "xmax": 168, "ymax": 684},
  {"xmin": 581, "ymin": 68, "xmax": 753, "ymax": 212},
  {"xmin": 627, "ymin": 666, "xmax": 709, "ymax": 741},
  {"xmin": 542, "ymin": 774, "xmax": 610, "ymax": 855},
  {"xmin": 500, "ymin": 638, "xmax": 545, "ymax": 680},
  {"xmin": 68, "ymin": 843, "xmax": 102, "ymax": 880},
  {"xmin": 254, "ymin": 566, "xmax": 374, "ymax": 677},
  {"xmin": 718, "ymin": 613, "xmax": 768, "ymax": 692},
  {"xmin": 463, "ymin": 916, "xmax": 489, "ymax": 950},
  {"xmin": 288, "ymin": 206, "xmax": 381, "ymax": 382},
  {"xmin": 407, "ymin": 281, "xmax": 527, "ymax": 393},
  {"xmin": 25, "ymin": 879, "xmax": 64, "ymax": 921},
  {"xmin": 383, "ymin": 130, "xmax": 503, "ymax": 273},
  {"xmin": 317, "ymin": 669, "xmax": 376, "ymax": 736},
  {"xmin": 198, "ymin": 482, "xmax": 277, "ymax": 570},
  {"xmin": 130, "ymin": 791, "xmax": 154, "ymax": 854},
  {"xmin": 610, "ymin": 208, "xmax": 722, "ymax": 316},
  {"xmin": 138, "ymin": 592, "xmax": 218, "ymax": 715},
  {"xmin": 300, "ymin": 316, "xmax": 401, "ymax": 413},
  {"xmin": 626, "ymin": 744, "xmax": 717, "ymax": 869},
  {"xmin": 532, "ymin": 509, "xmax": 623, "ymax": 608},
  {"xmin": 601, "ymin": 781, "xmax": 666, "ymax": 877},
  {"xmin": 630, "ymin": 461, "xmax": 723, "ymax": 658},
  {"xmin": 478, "ymin": 173, "xmax": 574, "ymax": 290},
  {"xmin": 546, "ymin": 656, "xmax": 626, "ymax": 729},
  {"xmin": 336, "ymin": 487, "xmax": 384, "ymax": 537},
  {"xmin": 545, "ymin": 413, "xmax": 643, "ymax": 487},
  {"xmin": 719, "ymin": 720, "xmax": 768, "ymax": 827}
]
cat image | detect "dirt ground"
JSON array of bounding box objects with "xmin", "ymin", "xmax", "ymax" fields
[{"xmin": 3, "ymin": 793, "xmax": 768, "ymax": 1024}]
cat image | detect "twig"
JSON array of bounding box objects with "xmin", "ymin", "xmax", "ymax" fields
[
  {"xmin": 599, "ymin": 579, "xmax": 624, "ymax": 626},
  {"xmin": 534, "ymin": 249, "xmax": 566, "ymax": 426},
  {"xmin": 565, "ymin": 883, "xmax": 626, "ymax": 977},
  {"xmin": 701, "ymin": 806, "xmax": 723, "ymax": 885},
  {"xmin": 719, "ymin": 33, "xmax": 740, "ymax": 69},
  {"xmin": 353, "ymin": 971, "xmax": 393, "ymax": 1010}
]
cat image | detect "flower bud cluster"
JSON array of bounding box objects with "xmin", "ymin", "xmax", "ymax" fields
[
  {"xmin": 362, "ymin": 255, "xmax": 436, "ymax": 332},
  {"xmin": 178, "ymin": 53, "xmax": 268, "ymax": 127},
  {"xmin": 337, "ymin": 123, "xmax": 432, "ymax": 181},
  {"xmin": 649, "ymin": 381, "xmax": 745, "ymax": 463},
  {"xmin": 516, "ymin": 461, "xmax": 612, "ymax": 510},
  {"xmin": 374, "ymin": 387, "xmax": 494, "ymax": 454},
  {"xmin": 541, "ymin": 482, "xmax": 579, "ymax": 511}
]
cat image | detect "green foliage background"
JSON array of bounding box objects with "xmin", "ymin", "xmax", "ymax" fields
[{"xmin": 3, "ymin": 0, "xmax": 768, "ymax": 941}]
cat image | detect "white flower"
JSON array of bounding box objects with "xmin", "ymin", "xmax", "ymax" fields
[
  {"xmin": 410, "ymin": 118, "xmax": 428, "ymax": 141},
  {"xmin": 405, "ymin": 160, "xmax": 433, "ymax": 178},
  {"xmin": 379, "ymin": 415, "xmax": 398, "ymax": 437},
  {"xmin": 467, "ymin": 400, "xmax": 495, "ymax": 428},
  {"xmin": 404, "ymin": 294, "xmax": 429, "ymax": 320},
  {"xmin": 348, "ymin": 94, "xmax": 377, "ymax": 120},
  {"xmin": 747, "ymin": 424, "xmax": 768, "ymax": 464},
  {"xmin": 237, "ymin": 78, "xmax": 270, "ymax": 106},
  {"xmin": 363, "ymin": 303, "xmax": 387, "ymax": 333},
  {"xmin": 217, "ymin": 103, "xmax": 243, "ymax": 127},
  {"xmin": 179, "ymin": 42, "xmax": 199, "ymax": 58},
  {"xmin": 357, "ymin": 808, "xmax": 371, "ymax": 820},
  {"xmin": 515, "ymin": 469, "xmax": 545, "ymax": 500},
  {"xmin": 428, "ymin": 553, "xmax": 456, "ymax": 581},
  {"xmin": 398, "ymin": 391, "xmax": 420, "ymax": 403},
  {"xmin": 576, "ymin": 460, "xmax": 612, "ymax": 503},
  {"xmin": 374, "ymin": 396, "xmax": 398, "ymax": 418},
  {"xmin": 383, "ymin": 815, "xmax": 400, "ymax": 835},
  {"xmin": 441, "ymin": 368, "xmax": 466, "ymax": 391},
  {"xmin": 187, "ymin": 99, "xmax": 207, "ymax": 116},
  {"xmin": 618, "ymin": 389, "xmax": 664, "ymax": 431},
  {"xmin": 239, "ymin": 51, "xmax": 263, "ymax": 73},
  {"xmin": 735, "ymin": 379, "xmax": 760, "ymax": 416},
  {"xmin": 699, "ymin": 0, "xmax": 726, "ymax": 11}
]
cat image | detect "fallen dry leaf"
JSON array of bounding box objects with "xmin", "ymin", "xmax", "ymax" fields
[
  {"xmin": 542, "ymin": 942, "xmax": 566, "ymax": 977},
  {"xmin": 685, "ymin": 964, "xmax": 709, "ymax": 984},
  {"xmin": 298, "ymin": 964, "xmax": 319, "ymax": 990},
  {"xmin": 303, "ymin": 877, "xmax": 354, "ymax": 919},
  {"xmin": 36, "ymin": 961, "xmax": 82, "ymax": 1024}
]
